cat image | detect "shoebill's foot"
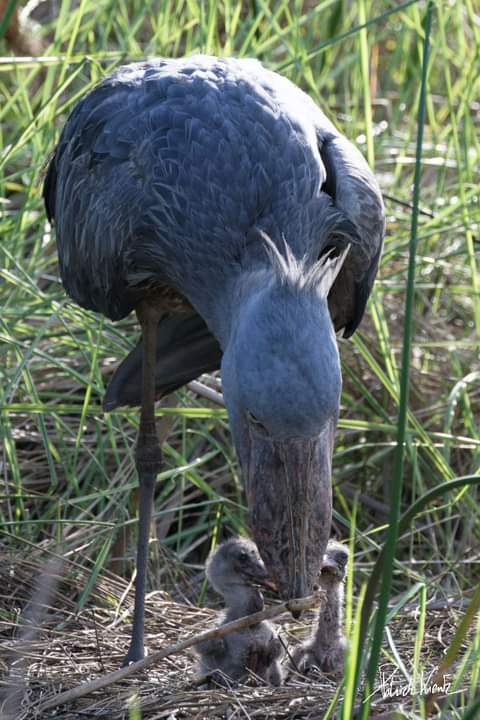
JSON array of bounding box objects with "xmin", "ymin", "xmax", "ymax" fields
[
  {"xmin": 291, "ymin": 638, "xmax": 346, "ymax": 676},
  {"xmin": 316, "ymin": 640, "xmax": 346, "ymax": 675},
  {"xmin": 266, "ymin": 659, "xmax": 285, "ymax": 686}
]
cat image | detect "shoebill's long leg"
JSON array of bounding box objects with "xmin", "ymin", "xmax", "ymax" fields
[{"xmin": 122, "ymin": 301, "xmax": 163, "ymax": 666}]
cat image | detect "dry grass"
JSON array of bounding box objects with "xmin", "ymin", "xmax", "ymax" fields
[{"xmin": 0, "ymin": 550, "xmax": 474, "ymax": 719}]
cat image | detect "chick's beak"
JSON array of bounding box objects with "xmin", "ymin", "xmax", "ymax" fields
[
  {"xmin": 244, "ymin": 561, "xmax": 278, "ymax": 591},
  {"xmin": 321, "ymin": 558, "xmax": 338, "ymax": 572},
  {"xmin": 320, "ymin": 558, "xmax": 341, "ymax": 579},
  {"xmin": 257, "ymin": 576, "xmax": 278, "ymax": 592}
]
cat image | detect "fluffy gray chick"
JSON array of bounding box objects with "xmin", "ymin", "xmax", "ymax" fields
[
  {"xmin": 292, "ymin": 540, "xmax": 348, "ymax": 676},
  {"xmin": 195, "ymin": 537, "xmax": 284, "ymax": 686}
]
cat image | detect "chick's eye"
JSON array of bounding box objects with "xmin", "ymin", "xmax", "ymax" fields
[{"xmin": 238, "ymin": 551, "xmax": 248, "ymax": 563}]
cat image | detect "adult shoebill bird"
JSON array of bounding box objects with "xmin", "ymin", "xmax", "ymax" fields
[{"xmin": 43, "ymin": 55, "xmax": 384, "ymax": 664}]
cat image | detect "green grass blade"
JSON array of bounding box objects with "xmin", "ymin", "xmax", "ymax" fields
[
  {"xmin": 0, "ymin": 0, "xmax": 18, "ymax": 40},
  {"xmin": 360, "ymin": 4, "xmax": 435, "ymax": 714}
]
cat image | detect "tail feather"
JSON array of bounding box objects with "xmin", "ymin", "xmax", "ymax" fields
[{"xmin": 104, "ymin": 314, "xmax": 222, "ymax": 410}]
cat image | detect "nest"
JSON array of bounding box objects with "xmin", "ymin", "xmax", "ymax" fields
[{"xmin": 0, "ymin": 550, "xmax": 473, "ymax": 719}]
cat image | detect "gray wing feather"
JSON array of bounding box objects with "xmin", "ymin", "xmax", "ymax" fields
[{"xmin": 318, "ymin": 132, "xmax": 385, "ymax": 337}]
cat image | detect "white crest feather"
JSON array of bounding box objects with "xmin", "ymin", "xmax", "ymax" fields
[{"xmin": 259, "ymin": 230, "xmax": 350, "ymax": 298}]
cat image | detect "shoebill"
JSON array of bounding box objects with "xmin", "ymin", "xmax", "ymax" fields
[{"xmin": 43, "ymin": 55, "xmax": 385, "ymax": 665}]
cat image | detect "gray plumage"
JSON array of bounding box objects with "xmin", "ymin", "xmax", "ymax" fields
[
  {"xmin": 44, "ymin": 55, "xmax": 383, "ymax": 340},
  {"xmin": 43, "ymin": 55, "xmax": 384, "ymax": 663},
  {"xmin": 292, "ymin": 540, "xmax": 348, "ymax": 676},
  {"xmin": 195, "ymin": 538, "xmax": 284, "ymax": 686}
]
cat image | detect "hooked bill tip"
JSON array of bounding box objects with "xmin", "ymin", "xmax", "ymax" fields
[{"xmin": 261, "ymin": 578, "xmax": 278, "ymax": 592}]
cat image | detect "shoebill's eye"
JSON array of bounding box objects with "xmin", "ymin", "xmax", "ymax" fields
[{"xmin": 246, "ymin": 411, "xmax": 267, "ymax": 433}]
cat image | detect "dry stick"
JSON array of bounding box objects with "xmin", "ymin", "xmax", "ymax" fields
[
  {"xmin": 38, "ymin": 591, "xmax": 324, "ymax": 713},
  {"xmin": 187, "ymin": 380, "xmax": 225, "ymax": 407}
]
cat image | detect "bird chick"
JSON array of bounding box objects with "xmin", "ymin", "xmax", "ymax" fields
[
  {"xmin": 195, "ymin": 538, "xmax": 284, "ymax": 686},
  {"xmin": 292, "ymin": 540, "xmax": 348, "ymax": 676}
]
